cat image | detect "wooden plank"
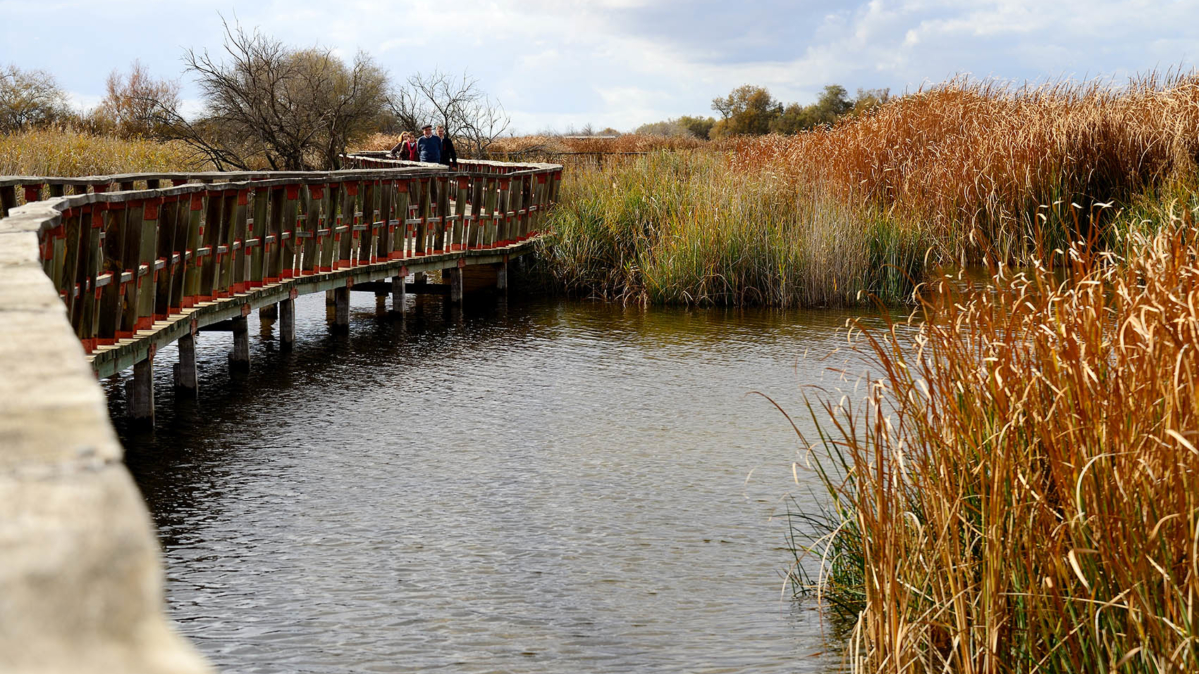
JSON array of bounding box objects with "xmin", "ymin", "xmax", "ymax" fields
[
  {"xmin": 392, "ymin": 180, "xmax": 410, "ymax": 259},
  {"xmin": 319, "ymin": 182, "xmax": 339, "ymax": 272},
  {"xmin": 135, "ymin": 199, "xmax": 161, "ymax": 331},
  {"xmin": 117, "ymin": 201, "xmax": 144, "ymax": 338},
  {"xmin": 181, "ymin": 189, "xmax": 204, "ymax": 306},
  {"xmin": 415, "ymin": 178, "xmax": 431, "ymax": 256},
  {"xmin": 198, "ymin": 187, "xmax": 222, "ymax": 301},
  {"xmin": 358, "ymin": 179, "xmax": 376, "ymax": 264},
  {"xmin": 216, "ymin": 190, "xmax": 237, "ymax": 296},
  {"xmin": 97, "ymin": 203, "xmax": 127, "ymax": 345},
  {"xmin": 280, "ymin": 184, "xmax": 299, "ymax": 278},
  {"xmin": 300, "ymin": 184, "xmax": 322, "ymax": 275},
  {"xmin": 337, "ymin": 181, "xmax": 356, "ymax": 269},
  {"xmin": 452, "ymin": 176, "xmax": 468, "ymax": 251},
  {"xmin": 153, "ymin": 197, "xmax": 180, "ymax": 320},
  {"xmin": 79, "ymin": 207, "xmax": 104, "ymax": 351},
  {"xmin": 434, "ymin": 176, "xmax": 450, "ymax": 253},
  {"xmin": 249, "ymin": 187, "xmax": 268, "ymax": 287},
  {"xmin": 230, "ymin": 189, "xmax": 250, "ymax": 292},
  {"xmin": 265, "ymin": 186, "xmax": 284, "ymax": 282}
]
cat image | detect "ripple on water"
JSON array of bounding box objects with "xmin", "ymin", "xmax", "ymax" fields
[{"xmin": 115, "ymin": 294, "xmax": 897, "ymax": 673}]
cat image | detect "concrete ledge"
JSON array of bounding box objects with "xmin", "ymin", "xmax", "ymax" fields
[{"xmin": 0, "ymin": 208, "xmax": 211, "ymax": 673}]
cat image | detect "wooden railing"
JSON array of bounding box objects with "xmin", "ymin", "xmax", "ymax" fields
[{"xmin": 0, "ymin": 156, "xmax": 562, "ymax": 355}]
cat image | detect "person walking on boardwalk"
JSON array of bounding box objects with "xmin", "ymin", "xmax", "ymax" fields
[
  {"xmin": 389, "ymin": 131, "xmax": 418, "ymax": 161},
  {"xmin": 417, "ymin": 124, "xmax": 441, "ymax": 164},
  {"xmin": 437, "ymin": 125, "xmax": 458, "ymax": 169}
]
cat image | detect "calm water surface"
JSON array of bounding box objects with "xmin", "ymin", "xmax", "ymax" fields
[{"xmin": 114, "ymin": 291, "xmax": 895, "ymax": 673}]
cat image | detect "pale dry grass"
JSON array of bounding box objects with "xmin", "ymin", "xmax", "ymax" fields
[{"xmin": 0, "ymin": 127, "xmax": 208, "ymax": 177}]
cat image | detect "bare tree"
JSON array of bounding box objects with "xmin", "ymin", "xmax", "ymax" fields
[
  {"xmin": 158, "ymin": 20, "xmax": 389, "ymax": 170},
  {"xmin": 0, "ymin": 64, "xmax": 72, "ymax": 132},
  {"xmin": 92, "ymin": 60, "xmax": 181, "ymax": 138},
  {"xmin": 388, "ymin": 70, "xmax": 510, "ymax": 157}
]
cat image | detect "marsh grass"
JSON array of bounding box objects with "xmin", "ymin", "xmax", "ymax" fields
[
  {"xmin": 0, "ymin": 127, "xmax": 207, "ymax": 177},
  {"xmin": 540, "ymin": 151, "xmax": 925, "ymax": 307},
  {"xmin": 787, "ymin": 203, "xmax": 1199, "ymax": 672}
]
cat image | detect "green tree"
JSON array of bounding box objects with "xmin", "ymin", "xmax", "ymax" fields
[
  {"xmin": 710, "ymin": 85, "xmax": 781, "ymax": 137},
  {"xmin": 677, "ymin": 115, "xmax": 715, "ymax": 140}
]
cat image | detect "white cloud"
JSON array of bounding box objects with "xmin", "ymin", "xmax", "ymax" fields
[{"xmin": 3, "ymin": 0, "xmax": 1199, "ymax": 132}]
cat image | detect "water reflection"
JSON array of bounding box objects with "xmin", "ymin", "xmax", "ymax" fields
[{"xmin": 114, "ymin": 292, "xmax": 897, "ymax": 673}]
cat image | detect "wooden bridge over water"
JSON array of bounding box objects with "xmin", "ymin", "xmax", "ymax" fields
[
  {"xmin": 0, "ymin": 154, "xmax": 561, "ymax": 673},
  {"xmin": 1, "ymin": 153, "xmax": 561, "ymax": 424}
]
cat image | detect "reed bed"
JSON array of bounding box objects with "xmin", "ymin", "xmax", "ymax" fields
[
  {"xmin": 537, "ymin": 150, "xmax": 923, "ymax": 307},
  {"xmin": 0, "ymin": 127, "xmax": 206, "ymax": 177},
  {"xmin": 737, "ymin": 74, "xmax": 1199, "ymax": 266},
  {"xmin": 788, "ymin": 204, "xmax": 1199, "ymax": 672}
]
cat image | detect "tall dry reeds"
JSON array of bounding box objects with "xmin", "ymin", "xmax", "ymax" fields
[
  {"xmin": 0, "ymin": 127, "xmax": 207, "ymax": 177},
  {"xmin": 737, "ymin": 74, "xmax": 1199, "ymax": 266},
  {"xmin": 789, "ymin": 204, "xmax": 1199, "ymax": 671}
]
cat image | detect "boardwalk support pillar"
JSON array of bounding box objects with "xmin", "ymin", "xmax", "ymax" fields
[
  {"xmin": 230, "ymin": 314, "xmax": 250, "ymax": 370},
  {"xmin": 391, "ymin": 274, "xmax": 407, "ymax": 312},
  {"xmin": 127, "ymin": 355, "xmax": 154, "ymax": 423},
  {"xmin": 334, "ymin": 286, "xmax": 350, "ymax": 332},
  {"xmin": 280, "ymin": 297, "xmax": 295, "ymax": 350},
  {"xmin": 173, "ymin": 333, "xmax": 198, "ymax": 395},
  {"xmin": 497, "ymin": 259, "xmax": 508, "ymax": 292},
  {"xmin": 448, "ymin": 266, "xmax": 463, "ymax": 304}
]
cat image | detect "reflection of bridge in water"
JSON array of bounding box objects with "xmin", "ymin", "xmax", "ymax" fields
[{"xmin": 0, "ymin": 154, "xmax": 561, "ymax": 673}]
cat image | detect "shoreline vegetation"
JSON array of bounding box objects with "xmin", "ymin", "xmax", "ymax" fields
[{"xmin": 787, "ymin": 204, "xmax": 1199, "ymax": 671}]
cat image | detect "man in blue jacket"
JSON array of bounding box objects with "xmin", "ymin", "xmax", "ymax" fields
[{"xmin": 417, "ymin": 124, "xmax": 441, "ymax": 163}]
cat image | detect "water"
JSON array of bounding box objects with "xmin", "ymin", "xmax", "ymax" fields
[{"xmin": 113, "ymin": 291, "xmax": 897, "ymax": 673}]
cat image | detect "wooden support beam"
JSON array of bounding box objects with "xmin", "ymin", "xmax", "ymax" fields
[
  {"xmin": 229, "ymin": 315, "xmax": 250, "ymax": 370},
  {"xmin": 333, "ymin": 286, "xmax": 350, "ymax": 331},
  {"xmin": 391, "ymin": 275, "xmax": 406, "ymax": 311},
  {"xmin": 173, "ymin": 333, "xmax": 198, "ymax": 395},
  {"xmin": 350, "ymin": 280, "xmax": 449, "ymax": 295},
  {"xmin": 447, "ymin": 266, "xmax": 463, "ymax": 304},
  {"xmin": 127, "ymin": 356, "xmax": 154, "ymax": 423},
  {"xmin": 279, "ymin": 298, "xmax": 295, "ymax": 350}
]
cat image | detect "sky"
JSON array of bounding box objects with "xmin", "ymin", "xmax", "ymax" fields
[{"xmin": 1, "ymin": 0, "xmax": 1197, "ymax": 134}]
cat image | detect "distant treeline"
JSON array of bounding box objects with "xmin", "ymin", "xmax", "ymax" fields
[{"xmin": 635, "ymin": 84, "xmax": 890, "ymax": 139}]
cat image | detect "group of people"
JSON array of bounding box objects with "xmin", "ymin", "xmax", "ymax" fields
[{"xmin": 389, "ymin": 124, "xmax": 457, "ymax": 168}]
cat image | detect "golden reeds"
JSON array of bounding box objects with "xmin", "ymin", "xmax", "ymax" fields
[
  {"xmin": 790, "ymin": 205, "xmax": 1199, "ymax": 671},
  {"xmin": 0, "ymin": 127, "xmax": 207, "ymax": 177}
]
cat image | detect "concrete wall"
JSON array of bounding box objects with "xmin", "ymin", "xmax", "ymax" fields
[{"xmin": 0, "ymin": 200, "xmax": 211, "ymax": 673}]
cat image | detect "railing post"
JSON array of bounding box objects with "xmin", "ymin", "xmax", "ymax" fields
[
  {"xmin": 117, "ymin": 199, "xmax": 144, "ymax": 337},
  {"xmin": 358, "ymin": 179, "xmax": 376, "ymax": 264},
  {"xmin": 249, "ymin": 185, "xmax": 268, "ymax": 287},
  {"xmin": 497, "ymin": 178, "xmax": 512, "ymax": 247},
  {"xmin": 266, "ymin": 186, "xmax": 285, "ymax": 282},
  {"xmin": 281, "ymin": 184, "xmax": 299, "ymax": 278},
  {"xmin": 452, "ymin": 176, "xmax": 468, "ymax": 251},
  {"xmin": 301, "ymin": 183, "xmax": 322, "ymax": 275},
  {"xmin": 415, "ymin": 177, "xmax": 430, "ymax": 256},
  {"xmin": 337, "ymin": 181, "xmax": 356, "ymax": 269},
  {"xmin": 97, "ymin": 202, "xmax": 126, "ymax": 345},
  {"xmin": 231, "ymin": 188, "xmax": 250, "ymax": 292},
  {"xmin": 216, "ymin": 189, "xmax": 238, "ymax": 296},
  {"xmin": 378, "ymin": 178, "xmax": 394, "ymax": 261},
  {"xmin": 79, "ymin": 205, "xmax": 104, "ymax": 352},
  {"xmin": 435, "ymin": 175, "xmax": 449, "ymax": 254}
]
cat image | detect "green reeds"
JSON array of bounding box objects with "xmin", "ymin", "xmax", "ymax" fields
[
  {"xmin": 540, "ymin": 151, "xmax": 926, "ymax": 307},
  {"xmin": 788, "ymin": 200, "xmax": 1199, "ymax": 672}
]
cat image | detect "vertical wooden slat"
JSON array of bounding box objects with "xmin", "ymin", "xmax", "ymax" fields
[
  {"xmin": 182, "ymin": 191, "xmax": 204, "ymax": 305},
  {"xmin": 496, "ymin": 178, "xmax": 512, "ymax": 247},
  {"xmin": 452, "ymin": 176, "xmax": 468, "ymax": 251},
  {"xmin": 135, "ymin": 198, "xmax": 161, "ymax": 330},
  {"xmin": 280, "ymin": 184, "xmax": 299, "ymax": 278},
  {"xmin": 214, "ymin": 190, "xmax": 237, "ymax": 296},
  {"xmin": 434, "ymin": 175, "xmax": 450, "ymax": 254},
  {"xmin": 391, "ymin": 180, "xmax": 410, "ymax": 259},
  {"xmin": 320, "ymin": 182, "xmax": 340, "ymax": 271},
  {"xmin": 358, "ymin": 180, "xmax": 376, "ymax": 264},
  {"xmin": 337, "ymin": 181, "xmax": 356, "ymax": 269},
  {"xmin": 118, "ymin": 200, "xmax": 144, "ymax": 337},
  {"xmin": 266, "ymin": 186, "xmax": 285, "ymax": 282},
  {"xmin": 97, "ymin": 202, "xmax": 127, "ymax": 344},
  {"xmin": 231, "ymin": 189, "xmax": 250, "ymax": 292},
  {"xmin": 301, "ymin": 184, "xmax": 322, "ymax": 275},
  {"xmin": 415, "ymin": 178, "xmax": 431, "ymax": 256},
  {"xmin": 378, "ymin": 179, "xmax": 394, "ymax": 261},
  {"xmin": 79, "ymin": 206, "xmax": 105, "ymax": 352},
  {"xmin": 198, "ymin": 186, "xmax": 222, "ymax": 301},
  {"xmin": 249, "ymin": 186, "xmax": 268, "ymax": 287},
  {"xmin": 153, "ymin": 197, "xmax": 180, "ymax": 319}
]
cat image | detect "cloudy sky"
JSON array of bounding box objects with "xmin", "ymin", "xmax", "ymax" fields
[{"xmin": 1, "ymin": 0, "xmax": 1196, "ymax": 133}]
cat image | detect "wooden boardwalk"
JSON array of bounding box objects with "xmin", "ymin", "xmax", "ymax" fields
[
  {"xmin": 0, "ymin": 154, "xmax": 561, "ymax": 673},
  {"xmin": 2, "ymin": 155, "xmax": 562, "ymax": 419}
]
